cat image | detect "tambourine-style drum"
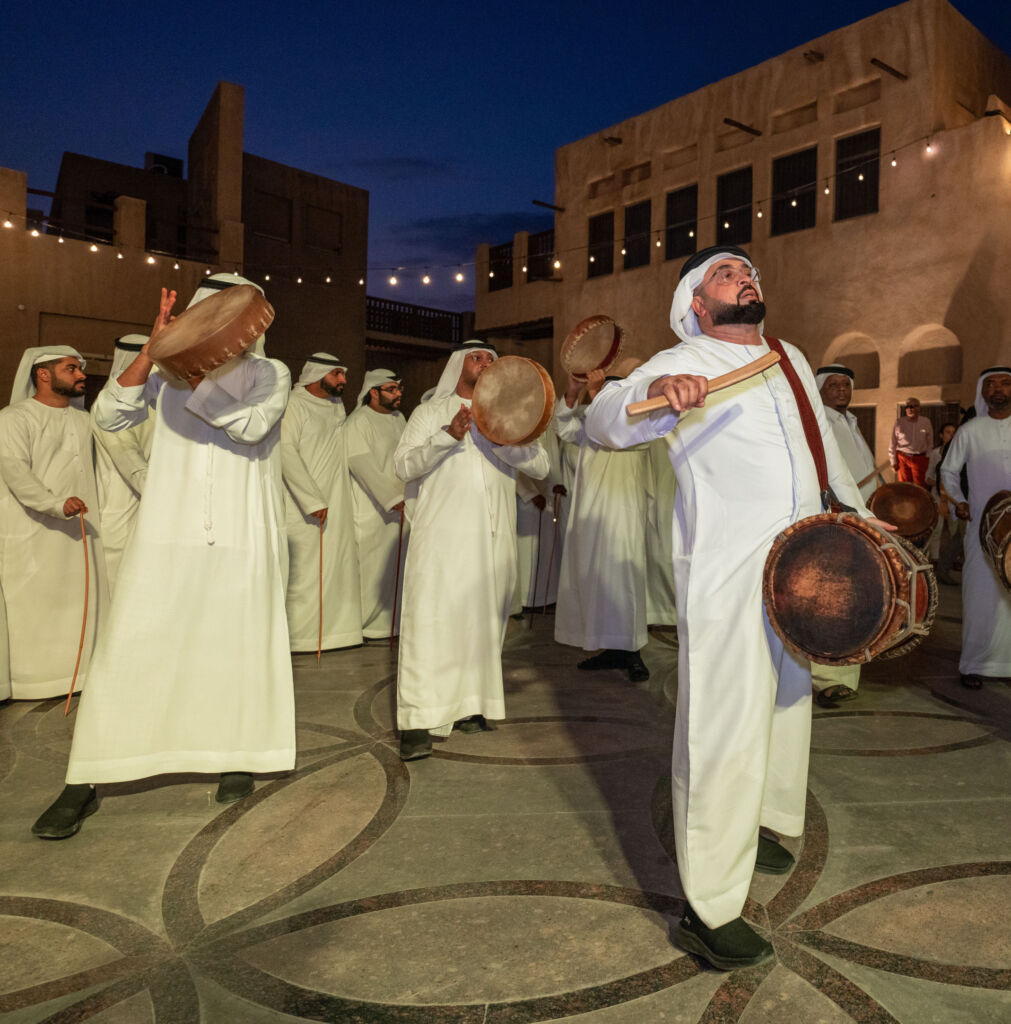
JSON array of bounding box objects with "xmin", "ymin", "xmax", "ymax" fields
[
  {"xmin": 763, "ymin": 512, "xmax": 937, "ymax": 666},
  {"xmin": 560, "ymin": 315, "xmax": 625, "ymax": 381},
  {"xmin": 868, "ymin": 482, "xmax": 938, "ymax": 547},
  {"xmin": 471, "ymin": 356, "xmax": 555, "ymax": 446},
  {"xmin": 980, "ymin": 490, "xmax": 1011, "ymax": 591},
  {"xmin": 147, "ymin": 284, "xmax": 274, "ymax": 380}
]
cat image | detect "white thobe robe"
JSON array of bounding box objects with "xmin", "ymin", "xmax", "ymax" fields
[
  {"xmin": 941, "ymin": 414, "xmax": 1011, "ymax": 678},
  {"xmin": 343, "ymin": 405, "xmax": 408, "ymax": 639},
  {"xmin": 812, "ymin": 405, "xmax": 877, "ymax": 693},
  {"xmin": 281, "ymin": 388, "xmax": 363, "ymax": 651},
  {"xmin": 585, "ymin": 336, "xmax": 869, "ymax": 928},
  {"xmin": 514, "ymin": 427, "xmax": 566, "ymax": 611},
  {"xmin": 92, "ymin": 404, "xmax": 153, "ymax": 592},
  {"xmin": 66, "ymin": 355, "xmax": 295, "ymax": 783},
  {"xmin": 554, "ymin": 399, "xmax": 650, "ymax": 652},
  {"xmin": 0, "ymin": 400, "xmax": 107, "ymax": 699},
  {"xmin": 645, "ymin": 438, "xmax": 678, "ymax": 626},
  {"xmin": 394, "ymin": 395, "xmax": 549, "ymax": 730},
  {"xmin": 0, "ymin": 586, "xmax": 11, "ymax": 700}
]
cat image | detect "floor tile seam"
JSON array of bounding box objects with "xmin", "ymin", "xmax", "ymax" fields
[{"xmin": 813, "ymin": 794, "xmax": 1011, "ymax": 806}]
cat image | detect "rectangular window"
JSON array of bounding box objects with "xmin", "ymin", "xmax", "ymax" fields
[
  {"xmin": 834, "ymin": 127, "xmax": 880, "ymax": 221},
  {"xmin": 771, "ymin": 147, "xmax": 817, "ymax": 236},
  {"xmin": 665, "ymin": 185, "xmax": 697, "ymax": 261},
  {"xmin": 623, "ymin": 200, "xmax": 651, "ymax": 270},
  {"xmin": 527, "ymin": 228, "xmax": 555, "ymax": 282},
  {"xmin": 305, "ymin": 205, "xmax": 343, "ymax": 252},
  {"xmin": 587, "ymin": 211, "xmax": 614, "ymax": 277},
  {"xmin": 488, "ymin": 242, "xmax": 513, "ymax": 291},
  {"xmin": 716, "ymin": 167, "xmax": 752, "ymax": 245},
  {"xmin": 251, "ymin": 190, "xmax": 292, "ymax": 243}
]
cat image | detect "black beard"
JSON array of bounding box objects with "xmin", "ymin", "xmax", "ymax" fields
[
  {"xmin": 319, "ymin": 379, "xmax": 343, "ymax": 397},
  {"xmin": 710, "ymin": 298, "xmax": 766, "ymax": 326},
  {"xmin": 52, "ymin": 382, "xmax": 84, "ymax": 398},
  {"xmin": 987, "ymin": 394, "xmax": 1009, "ymax": 410}
]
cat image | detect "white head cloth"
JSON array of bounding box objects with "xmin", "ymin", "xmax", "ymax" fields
[
  {"xmin": 814, "ymin": 363, "xmax": 856, "ymax": 393},
  {"xmin": 433, "ymin": 341, "xmax": 497, "ymax": 400},
  {"xmin": 106, "ymin": 335, "xmax": 147, "ymax": 386},
  {"xmin": 187, "ymin": 273, "xmax": 268, "ymax": 356},
  {"xmin": 419, "ymin": 386, "xmax": 436, "ymax": 404},
  {"xmin": 975, "ymin": 366, "xmax": 1011, "ymax": 417},
  {"xmin": 669, "ymin": 250, "xmax": 763, "ymax": 343},
  {"xmin": 10, "ymin": 346, "xmax": 87, "ymax": 403},
  {"xmin": 357, "ymin": 368, "xmax": 400, "ymax": 405},
  {"xmin": 296, "ymin": 352, "xmax": 348, "ymax": 389}
]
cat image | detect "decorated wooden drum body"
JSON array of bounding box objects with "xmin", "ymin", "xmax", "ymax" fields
[
  {"xmin": 867, "ymin": 482, "xmax": 938, "ymax": 547},
  {"xmin": 147, "ymin": 284, "xmax": 274, "ymax": 380},
  {"xmin": 471, "ymin": 356, "xmax": 555, "ymax": 446},
  {"xmin": 980, "ymin": 490, "xmax": 1011, "ymax": 591},
  {"xmin": 763, "ymin": 512, "xmax": 937, "ymax": 666},
  {"xmin": 560, "ymin": 315, "xmax": 625, "ymax": 381}
]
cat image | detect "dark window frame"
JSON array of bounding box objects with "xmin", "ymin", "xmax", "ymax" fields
[
  {"xmin": 834, "ymin": 127, "xmax": 880, "ymax": 222},
  {"xmin": 665, "ymin": 184, "xmax": 698, "ymax": 261},
  {"xmin": 623, "ymin": 199, "xmax": 652, "ymax": 271},
  {"xmin": 587, "ymin": 211, "xmax": 614, "ymax": 278},
  {"xmin": 771, "ymin": 146, "xmax": 817, "ymax": 236},
  {"xmin": 716, "ymin": 166, "xmax": 752, "ymax": 246}
]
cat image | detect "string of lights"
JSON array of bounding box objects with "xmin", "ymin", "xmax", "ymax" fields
[{"xmin": 2, "ymin": 127, "xmax": 1002, "ymax": 290}]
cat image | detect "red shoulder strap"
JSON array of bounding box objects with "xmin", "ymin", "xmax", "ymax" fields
[{"xmin": 763, "ymin": 336, "xmax": 833, "ymax": 506}]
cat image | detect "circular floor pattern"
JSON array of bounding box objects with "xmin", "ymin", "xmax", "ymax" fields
[{"xmin": 811, "ymin": 710, "xmax": 996, "ymax": 756}]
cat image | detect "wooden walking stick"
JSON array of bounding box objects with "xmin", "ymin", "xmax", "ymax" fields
[
  {"xmin": 64, "ymin": 512, "xmax": 89, "ymax": 717},
  {"xmin": 390, "ymin": 507, "xmax": 405, "ymax": 650},
  {"xmin": 317, "ymin": 518, "xmax": 324, "ymax": 664},
  {"xmin": 527, "ymin": 504, "xmax": 544, "ymax": 628},
  {"xmin": 541, "ymin": 491, "xmax": 563, "ymax": 615},
  {"xmin": 625, "ymin": 350, "xmax": 781, "ymax": 416}
]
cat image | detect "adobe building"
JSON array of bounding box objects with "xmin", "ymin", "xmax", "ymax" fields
[
  {"xmin": 0, "ymin": 82, "xmax": 369, "ymax": 402},
  {"xmin": 475, "ymin": 0, "xmax": 1011, "ymax": 458}
]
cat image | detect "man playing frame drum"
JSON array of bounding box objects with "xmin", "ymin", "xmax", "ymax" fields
[
  {"xmin": 33, "ymin": 277, "xmax": 295, "ymax": 838},
  {"xmin": 940, "ymin": 367, "xmax": 1011, "ymax": 690},
  {"xmin": 584, "ymin": 246, "xmax": 893, "ymax": 970}
]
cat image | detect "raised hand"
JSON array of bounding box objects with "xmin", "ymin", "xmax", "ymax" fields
[{"xmin": 447, "ymin": 404, "xmax": 473, "ymax": 441}]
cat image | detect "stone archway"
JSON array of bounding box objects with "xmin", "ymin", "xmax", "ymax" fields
[
  {"xmin": 898, "ymin": 324, "xmax": 962, "ymax": 389},
  {"xmin": 821, "ymin": 332, "xmax": 880, "ymax": 389}
]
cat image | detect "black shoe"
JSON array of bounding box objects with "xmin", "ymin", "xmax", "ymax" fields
[
  {"xmin": 32, "ymin": 784, "xmax": 99, "ymax": 839},
  {"xmin": 676, "ymin": 905, "xmax": 774, "ymax": 970},
  {"xmin": 755, "ymin": 835, "xmax": 795, "ymax": 875},
  {"xmin": 216, "ymin": 772, "xmax": 255, "ymax": 804},
  {"xmin": 626, "ymin": 651, "xmax": 650, "ymax": 682},
  {"xmin": 960, "ymin": 674, "xmax": 983, "ymax": 690},
  {"xmin": 577, "ymin": 649, "xmax": 627, "ymax": 671},
  {"xmin": 400, "ymin": 729, "xmax": 432, "ymax": 761},
  {"xmin": 455, "ymin": 715, "xmax": 494, "ymax": 734}
]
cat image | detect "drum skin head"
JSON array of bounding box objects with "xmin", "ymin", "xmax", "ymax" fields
[
  {"xmin": 148, "ymin": 285, "xmax": 275, "ymax": 380},
  {"xmin": 471, "ymin": 356, "xmax": 555, "ymax": 445},
  {"xmin": 868, "ymin": 482, "xmax": 938, "ymax": 546},
  {"xmin": 560, "ymin": 315, "xmax": 625, "ymax": 381},
  {"xmin": 980, "ymin": 490, "xmax": 1011, "ymax": 591}
]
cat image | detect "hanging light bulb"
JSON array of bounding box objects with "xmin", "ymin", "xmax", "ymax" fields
[
  {"xmin": 521, "ymin": 265, "xmax": 528, "ymax": 273},
  {"xmin": 325, "ymin": 276, "xmax": 331, "ymax": 284},
  {"xmin": 455, "ymin": 271, "xmax": 464, "ymax": 282},
  {"xmin": 890, "ymin": 153, "xmax": 898, "ymax": 167},
  {"xmin": 422, "ymin": 274, "xmax": 431, "ymax": 285},
  {"xmin": 2, "ymin": 216, "xmax": 13, "ymax": 229},
  {"xmin": 264, "ymin": 273, "xmax": 270, "ymax": 281},
  {"xmin": 589, "ymin": 255, "xmax": 595, "ymax": 263},
  {"xmin": 688, "ymin": 230, "xmax": 695, "ymax": 238},
  {"xmin": 58, "ymin": 235, "xmax": 65, "ymax": 243},
  {"xmin": 824, "ymin": 183, "xmax": 830, "ymax": 194},
  {"xmin": 296, "ymin": 276, "xmax": 303, "ymax": 284},
  {"xmin": 655, "ymin": 237, "xmax": 662, "ymax": 247},
  {"xmin": 620, "ymin": 247, "xmax": 627, "ymax": 255},
  {"xmin": 117, "ymin": 251, "xmax": 124, "ymax": 260},
  {"xmin": 173, "ymin": 262, "xmax": 180, "ymax": 270},
  {"xmin": 790, "ymin": 199, "xmax": 797, "ymax": 208},
  {"xmin": 146, "ymin": 255, "xmax": 156, "ymax": 264},
  {"xmin": 389, "ymin": 275, "xmax": 398, "ymax": 286},
  {"xmin": 925, "ymin": 140, "xmax": 933, "ymax": 154},
  {"xmin": 233, "ymin": 269, "xmax": 240, "ymax": 276},
  {"xmin": 358, "ymin": 278, "xmax": 365, "ymax": 286},
  {"xmin": 553, "ymin": 258, "xmax": 561, "ymax": 269},
  {"xmin": 857, "ymin": 172, "xmax": 865, "ymax": 182},
  {"xmin": 30, "ymin": 228, "xmax": 39, "ymax": 237},
  {"xmin": 723, "ymin": 221, "xmax": 730, "ymax": 230},
  {"xmin": 489, "ymin": 270, "xmax": 495, "ymax": 278},
  {"xmin": 756, "ymin": 208, "xmax": 763, "ymax": 218},
  {"xmin": 205, "ymin": 268, "xmax": 211, "ymax": 275},
  {"xmin": 90, "ymin": 243, "xmax": 99, "ymax": 252}
]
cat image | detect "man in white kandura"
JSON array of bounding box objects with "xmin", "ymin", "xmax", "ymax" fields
[
  {"xmin": 554, "ymin": 367, "xmax": 651, "ymax": 682},
  {"xmin": 584, "ymin": 245, "xmax": 892, "ymax": 970},
  {"xmin": 0, "ymin": 347, "xmax": 107, "ymax": 699},
  {"xmin": 394, "ymin": 341, "xmax": 549, "ymax": 760},
  {"xmin": 92, "ymin": 335, "xmax": 154, "ymax": 592},
  {"xmin": 33, "ymin": 278, "xmax": 295, "ymax": 838},
  {"xmin": 941, "ymin": 367, "xmax": 1011, "ymax": 691},
  {"xmin": 811, "ymin": 362, "xmax": 879, "ymax": 709},
  {"xmin": 343, "ymin": 369, "xmax": 408, "ymax": 640},
  {"xmin": 282, "ymin": 354, "xmax": 363, "ymax": 652}
]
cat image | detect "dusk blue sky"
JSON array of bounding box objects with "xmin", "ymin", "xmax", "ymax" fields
[{"xmin": 3, "ymin": 1, "xmax": 1009, "ymax": 312}]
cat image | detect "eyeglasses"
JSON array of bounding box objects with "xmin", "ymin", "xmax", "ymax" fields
[
  {"xmin": 705, "ymin": 264, "xmax": 760, "ymax": 287},
  {"xmin": 378, "ymin": 384, "xmax": 403, "ymax": 394}
]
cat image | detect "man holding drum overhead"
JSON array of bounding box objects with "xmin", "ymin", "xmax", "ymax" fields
[
  {"xmin": 585, "ymin": 246, "xmax": 892, "ymax": 970},
  {"xmin": 940, "ymin": 367, "xmax": 1011, "ymax": 690},
  {"xmin": 33, "ymin": 276, "xmax": 295, "ymax": 838},
  {"xmin": 393, "ymin": 341, "xmax": 549, "ymax": 761}
]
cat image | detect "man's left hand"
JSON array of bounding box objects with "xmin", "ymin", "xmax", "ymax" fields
[{"xmin": 867, "ymin": 516, "xmax": 898, "ymax": 533}]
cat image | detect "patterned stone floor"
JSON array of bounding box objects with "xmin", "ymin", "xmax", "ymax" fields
[{"xmin": 1, "ymin": 584, "xmax": 1010, "ymax": 1023}]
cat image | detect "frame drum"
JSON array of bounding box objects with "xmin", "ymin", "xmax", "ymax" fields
[
  {"xmin": 471, "ymin": 356, "xmax": 555, "ymax": 446},
  {"xmin": 147, "ymin": 284, "xmax": 274, "ymax": 380},
  {"xmin": 560, "ymin": 315, "xmax": 625, "ymax": 381},
  {"xmin": 868, "ymin": 482, "xmax": 938, "ymax": 546},
  {"xmin": 980, "ymin": 490, "xmax": 1011, "ymax": 591},
  {"xmin": 763, "ymin": 512, "xmax": 937, "ymax": 666}
]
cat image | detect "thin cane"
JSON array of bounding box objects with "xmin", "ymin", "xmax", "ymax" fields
[
  {"xmin": 527, "ymin": 504, "xmax": 544, "ymax": 628},
  {"xmin": 541, "ymin": 492, "xmax": 562, "ymax": 615},
  {"xmin": 389, "ymin": 507, "xmax": 405, "ymax": 650},
  {"xmin": 317, "ymin": 518, "xmax": 324, "ymax": 664},
  {"xmin": 63, "ymin": 512, "xmax": 89, "ymax": 716}
]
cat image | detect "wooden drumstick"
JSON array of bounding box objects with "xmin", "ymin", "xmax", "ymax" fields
[
  {"xmin": 625, "ymin": 350, "xmax": 781, "ymax": 416},
  {"xmin": 857, "ymin": 462, "xmax": 890, "ymax": 489},
  {"xmin": 63, "ymin": 512, "xmax": 89, "ymax": 717}
]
